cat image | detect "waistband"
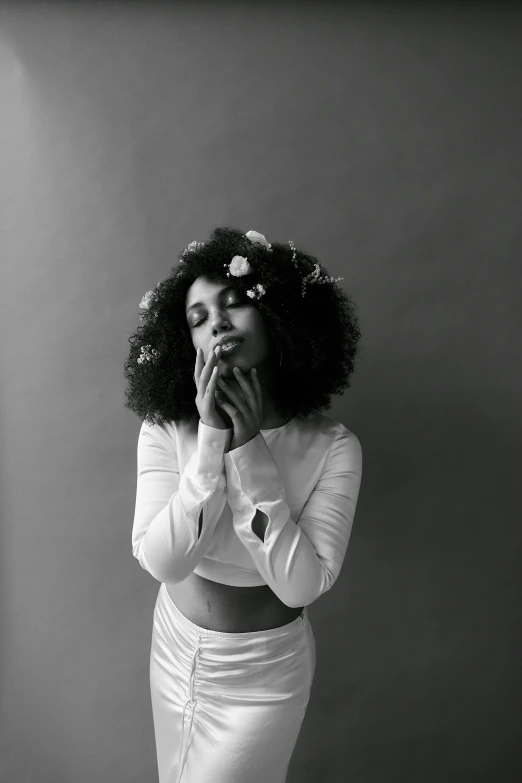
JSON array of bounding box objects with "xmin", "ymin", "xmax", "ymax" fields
[{"xmin": 159, "ymin": 582, "xmax": 308, "ymax": 640}]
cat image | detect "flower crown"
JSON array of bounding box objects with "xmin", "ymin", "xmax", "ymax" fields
[
  {"xmin": 179, "ymin": 229, "xmax": 343, "ymax": 300},
  {"xmin": 136, "ymin": 230, "xmax": 343, "ymax": 363}
]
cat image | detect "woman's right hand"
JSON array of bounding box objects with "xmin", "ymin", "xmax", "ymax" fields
[{"xmin": 194, "ymin": 346, "xmax": 230, "ymax": 430}]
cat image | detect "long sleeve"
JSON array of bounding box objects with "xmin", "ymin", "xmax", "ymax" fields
[
  {"xmin": 132, "ymin": 420, "xmax": 232, "ymax": 583},
  {"xmin": 223, "ymin": 428, "xmax": 363, "ymax": 608}
]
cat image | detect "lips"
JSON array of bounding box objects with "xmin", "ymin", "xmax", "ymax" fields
[
  {"xmin": 214, "ymin": 336, "xmax": 243, "ymax": 351},
  {"xmin": 219, "ymin": 340, "xmax": 242, "ymax": 355}
]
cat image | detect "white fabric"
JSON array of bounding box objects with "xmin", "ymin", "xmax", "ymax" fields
[
  {"xmin": 132, "ymin": 409, "xmax": 363, "ymax": 607},
  {"xmin": 150, "ymin": 582, "xmax": 316, "ymax": 783}
]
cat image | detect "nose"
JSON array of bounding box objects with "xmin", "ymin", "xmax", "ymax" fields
[{"xmin": 210, "ymin": 311, "xmax": 232, "ymax": 336}]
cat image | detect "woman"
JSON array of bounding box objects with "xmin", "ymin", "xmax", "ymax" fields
[{"xmin": 124, "ymin": 226, "xmax": 363, "ymax": 783}]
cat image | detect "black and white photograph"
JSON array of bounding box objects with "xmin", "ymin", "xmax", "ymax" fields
[{"xmin": 0, "ymin": 1, "xmax": 520, "ymax": 781}]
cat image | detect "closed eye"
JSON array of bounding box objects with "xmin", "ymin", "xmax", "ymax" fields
[{"xmin": 192, "ymin": 300, "xmax": 244, "ymax": 327}]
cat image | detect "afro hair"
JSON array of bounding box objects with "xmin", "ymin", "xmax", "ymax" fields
[{"xmin": 123, "ymin": 225, "xmax": 362, "ymax": 428}]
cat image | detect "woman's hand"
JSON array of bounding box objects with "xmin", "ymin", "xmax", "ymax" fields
[
  {"xmin": 194, "ymin": 346, "xmax": 230, "ymax": 430},
  {"xmin": 215, "ymin": 366, "xmax": 263, "ymax": 450}
]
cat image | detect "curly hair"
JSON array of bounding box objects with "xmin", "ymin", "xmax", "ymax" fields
[{"xmin": 123, "ymin": 226, "xmax": 362, "ymax": 428}]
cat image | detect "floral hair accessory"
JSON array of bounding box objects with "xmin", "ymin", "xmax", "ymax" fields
[
  {"xmin": 139, "ymin": 290, "xmax": 154, "ymax": 311},
  {"xmin": 179, "ymin": 240, "xmax": 205, "ymax": 263},
  {"xmin": 288, "ymin": 239, "xmax": 344, "ymax": 297},
  {"xmin": 138, "ymin": 282, "xmax": 162, "ymax": 321},
  {"xmin": 244, "ymin": 230, "xmax": 272, "ymax": 252},
  {"xmin": 224, "ymin": 255, "xmax": 261, "ymax": 298},
  {"xmin": 246, "ymin": 283, "xmax": 266, "ymax": 300},
  {"xmin": 220, "ymin": 229, "xmax": 344, "ymax": 301},
  {"xmin": 228, "ymin": 255, "xmax": 253, "ymax": 277},
  {"xmin": 222, "ymin": 229, "xmax": 271, "ymax": 299},
  {"xmin": 137, "ymin": 344, "xmax": 160, "ymax": 364}
]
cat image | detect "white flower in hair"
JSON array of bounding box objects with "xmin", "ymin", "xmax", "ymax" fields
[
  {"xmin": 137, "ymin": 344, "xmax": 160, "ymax": 364},
  {"xmin": 246, "ymin": 284, "xmax": 266, "ymax": 299},
  {"xmin": 139, "ymin": 290, "xmax": 154, "ymax": 310},
  {"xmin": 245, "ymin": 230, "xmax": 272, "ymax": 251},
  {"xmin": 179, "ymin": 240, "xmax": 205, "ymax": 262},
  {"xmin": 228, "ymin": 255, "xmax": 253, "ymax": 277}
]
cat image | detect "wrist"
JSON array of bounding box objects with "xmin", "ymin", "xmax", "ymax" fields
[{"xmin": 200, "ymin": 418, "xmax": 231, "ymax": 431}]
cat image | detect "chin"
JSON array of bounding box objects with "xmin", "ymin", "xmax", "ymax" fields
[
  {"xmin": 224, "ymin": 362, "xmax": 247, "ymax": 378},
  {"xmin": 220, "ymin": 353, "xmax": 249, "ymax": 374}
]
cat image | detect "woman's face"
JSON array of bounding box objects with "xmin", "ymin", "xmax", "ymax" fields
[{"xmin": 185, "ymin": 277, "xmax": 275, "ymax": 379}]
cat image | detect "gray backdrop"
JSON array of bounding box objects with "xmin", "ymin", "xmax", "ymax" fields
[{"xmin": 1, "ymin": 1, "xmax": 521, "ymax": 781}]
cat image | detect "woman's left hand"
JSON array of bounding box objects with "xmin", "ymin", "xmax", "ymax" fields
[{"xmin": 215, "ymin": 367, "xmax": 263, "ymax": 450}]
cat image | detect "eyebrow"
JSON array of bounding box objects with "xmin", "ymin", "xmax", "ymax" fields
[{"xmin": 186, "ymin": 285, "xmax": 238, "ymax": 314}]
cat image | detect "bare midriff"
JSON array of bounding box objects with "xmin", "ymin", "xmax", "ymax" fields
[{"xmin": 166, "ymin": 572, "xmax": 304, "ymax": 632}]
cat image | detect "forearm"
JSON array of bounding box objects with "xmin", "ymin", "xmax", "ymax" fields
[
  {"xmin": 135, "ymin": 478, "xmax": 227, "ymax": 583},
  {"xmin": 132, "ymin": 420, "xmax": 232, "ymax": 583},
  {"xmin": 226, "ymin": 494, "xmax": 335, "ymax": 608},
  {"xmin": 224, "ymin": 429, "xmax": 362, "ymax": 608}
]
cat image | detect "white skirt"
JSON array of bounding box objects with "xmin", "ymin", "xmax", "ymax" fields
[{"xmin": 149, "ymin": 582, "xmax": 316, "ymax": 783}]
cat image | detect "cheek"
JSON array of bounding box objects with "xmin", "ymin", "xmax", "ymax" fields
[
  {"xmin": 248, "ymin": 308, "xmax": 267, "ymax": 334},
  {"xmin": 245, "ymin": 313, "xmax": 272, "ymax": 356}
]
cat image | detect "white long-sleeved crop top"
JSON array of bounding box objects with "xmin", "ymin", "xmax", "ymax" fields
[{"xmin": 131, "ymin": 409, "xmax": 363, "ymax": 608}]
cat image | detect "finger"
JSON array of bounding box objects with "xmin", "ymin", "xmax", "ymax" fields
[
  {"xmin": 205, "ymin": 365, "xmax": 220, "ymax": 396},
  {"xmin": 215, "ymin": 398, "xmax": 239, "ymax": 422},
  {"xmin": 200, "ymin": 346, "xmax": 220, "ymax": 390},
  {"xmin": 217, "ymin": 378, "xmax": 248, "ymax": 419},
  {"xmin": 250, "ymin": 368, "xmax": 263, "ymax": 415},
  {"xmin": 195, "ymin": 346, "xmax": 212, "ymax": 387},
  {"xmin": 194, "ymin": 348, "xmax": 203, "ymax": 386},
  {"xmin": 230, "ymin": 368, "xmax": 257, "ymax": 412}
]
